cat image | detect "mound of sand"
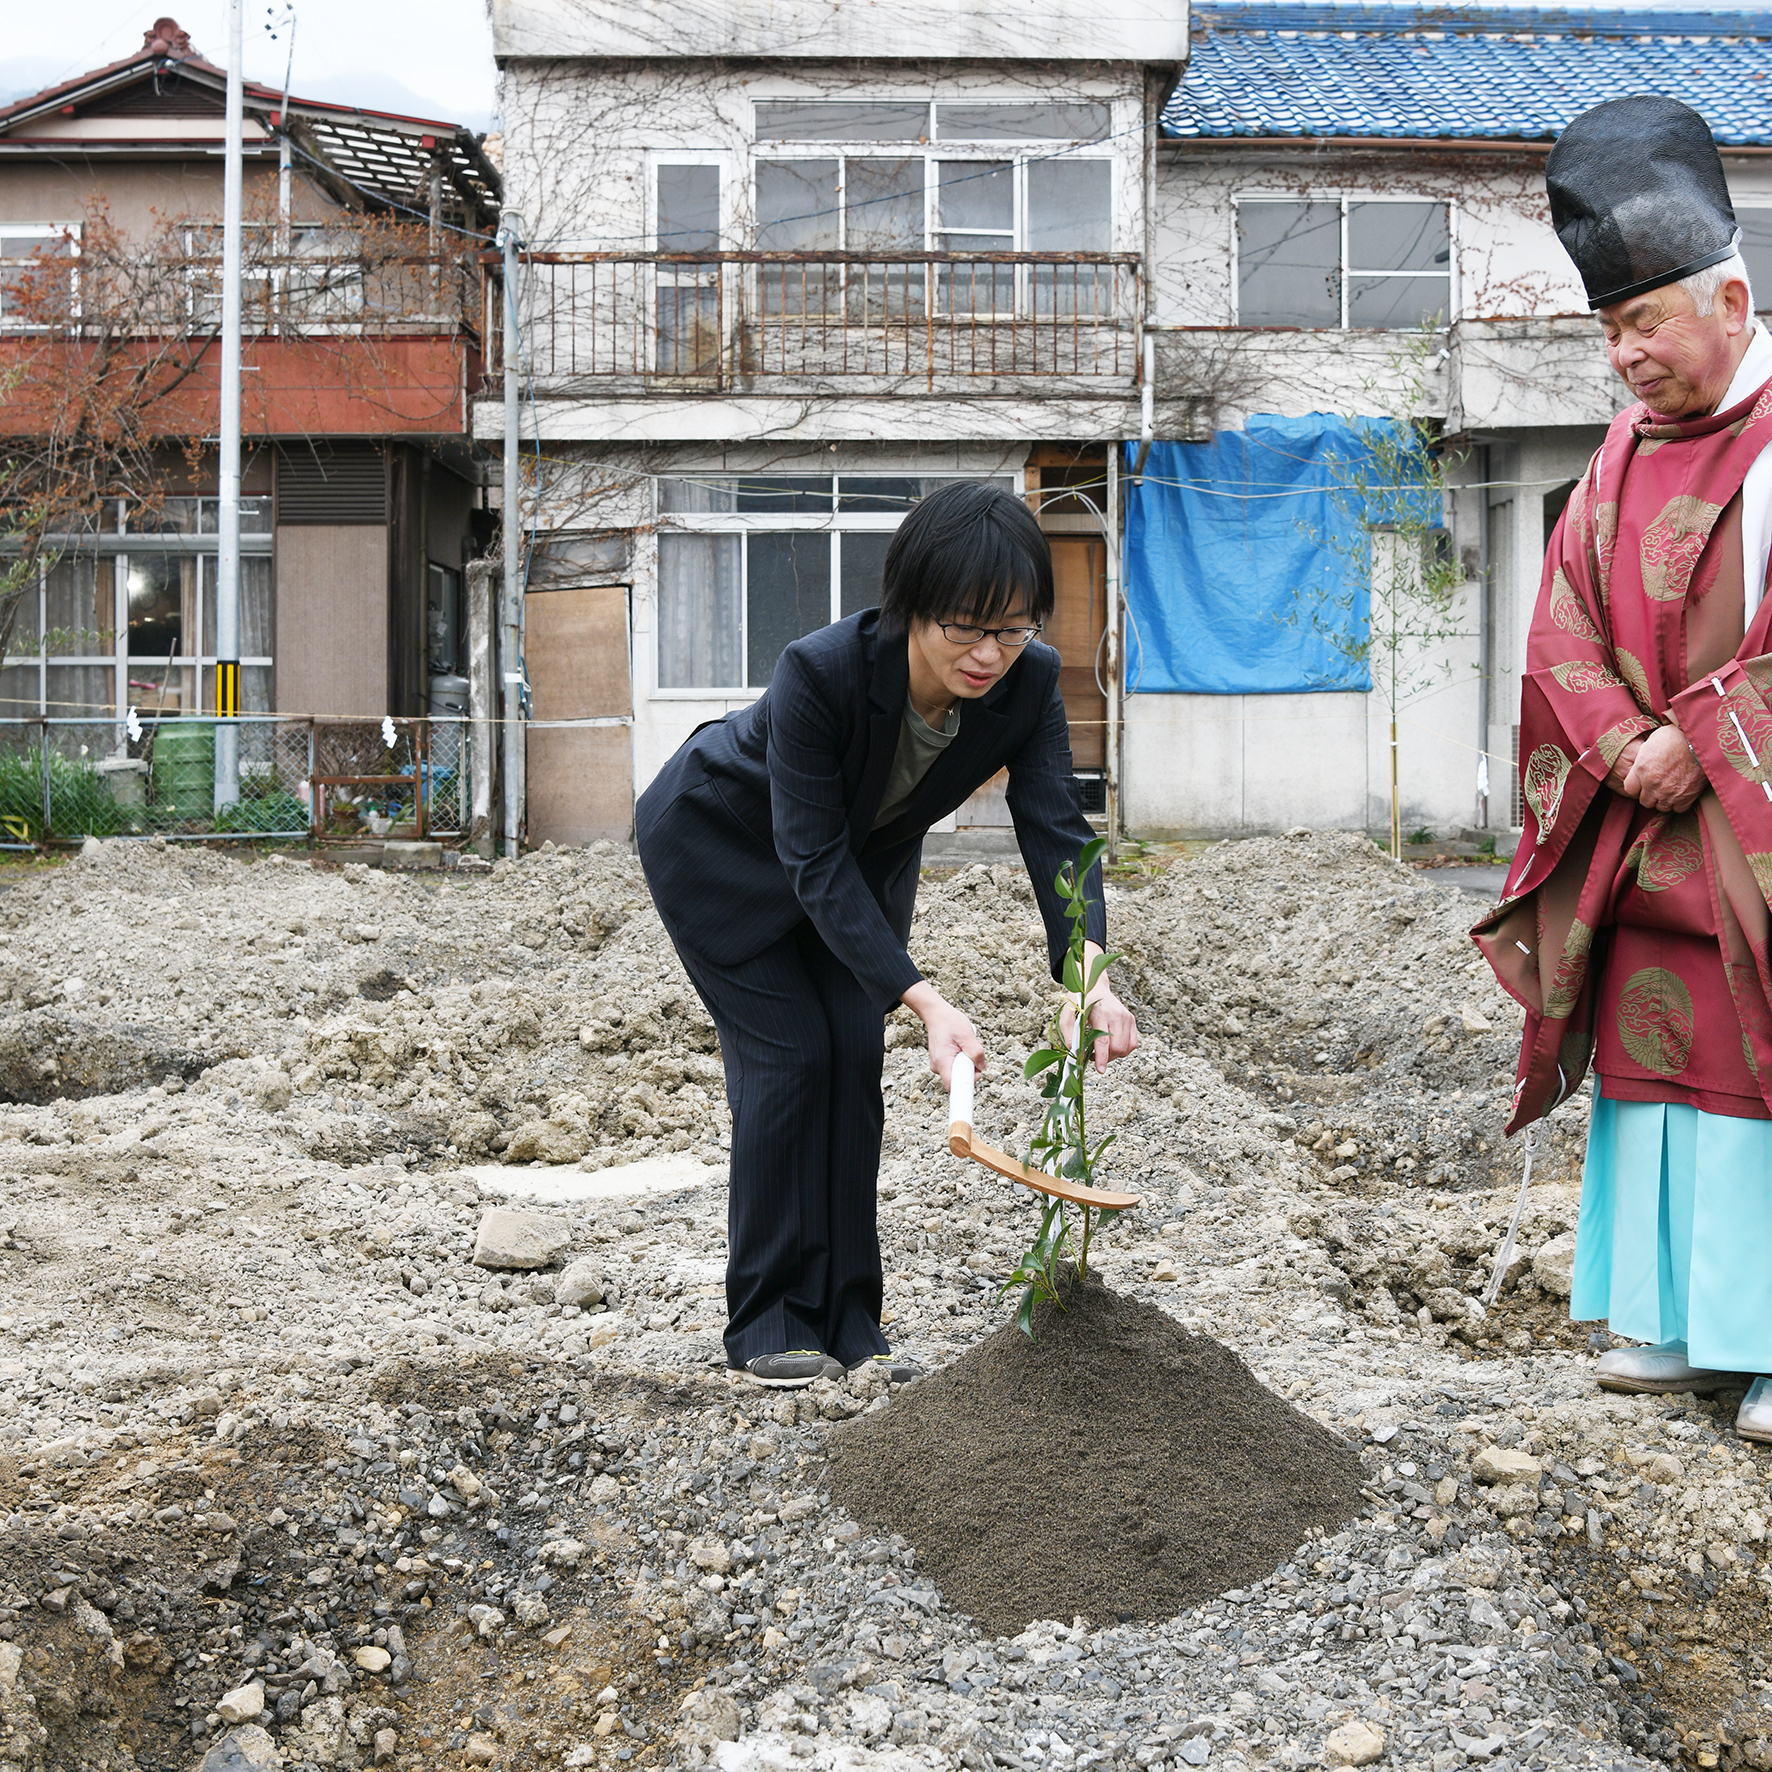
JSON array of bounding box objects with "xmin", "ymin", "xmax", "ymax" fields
[{"xmin": 828, "ymin": 1273, "xmax": 1366, "ymax": 1636}]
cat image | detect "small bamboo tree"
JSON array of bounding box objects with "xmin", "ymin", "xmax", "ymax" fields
[
  {"xmin": 1000, "ymin": 837, "xmax": 1125, "ymax": 1336},
  {"xmin": 1284, "ymin": 329, "xmax": 1475, "ymax": 859}
]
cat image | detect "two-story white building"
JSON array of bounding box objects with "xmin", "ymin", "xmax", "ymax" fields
[
  {"xmin": 1133, "ymin": 1, "xmax": 1772, "ymax": 840},
  {"xmin": 482, "ymin": 0, "xmax": 1772, "ymax": 848},
  {"xmin": 484, "ymin": 0, "xmax": 1182, "ymax": 846}
]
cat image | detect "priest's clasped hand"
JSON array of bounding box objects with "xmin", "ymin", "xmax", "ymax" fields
[{"xmin": 1612, "ymin": 723, "xmax": 1708, "ymax": 813}]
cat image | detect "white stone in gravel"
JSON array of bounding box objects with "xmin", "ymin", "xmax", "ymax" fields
[
  {"xmin": 1323, "ymin": 1719, "xmax": 1385, "ymax": 1767},
  {"xmin": 712, "ymin": 1735, "xmax": 944, "ymax": 1771},
  {"xmin": 196, "ymin": 1725, "xmax": 280, "ymax": 1772},
  {"xmin": 473, "ymin": 1208, "xmax": 569, "ymax": 1270},
  {"xmin": 215, "ymin": 1681, "xmax": 265, "ymax": 1723},
  {"xmin": 460, "ymin": 1155, "xmax": 724, "ymax": 1206},
  {"xmin": 688, "ymin": 1536, "xmax": 732, "ymax": 1574},
  {"xmin": 555, "ymin": 1259, "xmax": 605, "ymax": 1308},
  {"xmin": 589, "ymin": 1474, "xmax": 620, "ymax": 1503},
  {"xmin": 1532, "ymin": 1231, "xmax": 1576, "ymax": 1298},
  {"xmin": 353, "ymin": 1646, "xmax": 392, "ymax": 1672},
  {"xmin": 1472, "ymin": 1446, "xmax": 1542, "ymax": 1485}
]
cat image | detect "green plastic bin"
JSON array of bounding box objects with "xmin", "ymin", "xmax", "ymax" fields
[{"xmin": 152, "ymin": 721, "xmax": 216, "ymax": 819}]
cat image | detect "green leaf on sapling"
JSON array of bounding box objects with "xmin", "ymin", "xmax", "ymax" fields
[{"xmin": 1085, "ymin": 951, "xmax": 1122, "ymax": 991}]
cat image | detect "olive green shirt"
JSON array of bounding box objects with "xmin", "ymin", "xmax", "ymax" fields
[{"xmin": 871, "ymin": 694, "xmax": 961, "ymax": 831}]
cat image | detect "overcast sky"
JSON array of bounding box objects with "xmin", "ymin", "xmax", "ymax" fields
[{"xmin": 1, "ymin": 0, "xmax": 497, "ymax": 131}]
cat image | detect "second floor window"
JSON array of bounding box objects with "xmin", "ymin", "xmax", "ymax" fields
[
  {"xmin": 1236, "ymin": 197, "xmax": 1452, "ymax": 330},
  {"xmin": 0, "ymin": 224, "xmax": 79, "ymax": 327}
]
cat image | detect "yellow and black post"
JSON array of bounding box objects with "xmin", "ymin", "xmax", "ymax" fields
[{"xmin": 216, "ymin": 660, "xmax": 241, "ymax": 718}]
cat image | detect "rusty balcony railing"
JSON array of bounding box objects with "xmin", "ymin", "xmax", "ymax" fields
[
  {"xmin": 0, "ymin": 246, "xmax": 482, "ymax": 340},
  {"xmin": 492, "ymin": 251, "xmax": 1143, "ymax": 392}
]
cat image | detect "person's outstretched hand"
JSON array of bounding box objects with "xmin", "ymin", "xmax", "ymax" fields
[{"xmin": 902, "ymin": 980, "xmax": 985, "ymax": 1090}]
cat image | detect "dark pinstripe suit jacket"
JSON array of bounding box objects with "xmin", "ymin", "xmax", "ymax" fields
[{"xmin": 635, "ymin": 609, "xmax": 1106, "ymax": 1011}]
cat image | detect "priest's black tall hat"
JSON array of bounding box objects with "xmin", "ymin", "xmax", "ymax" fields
[{"xmin": 1546, "ymin": 94, "xmax": 1739, "ymax": 310}]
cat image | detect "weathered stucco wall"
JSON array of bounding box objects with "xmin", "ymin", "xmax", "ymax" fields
[{"xmin": 493, "ymin": 0, "xmax": 1186, "ymax": 65}]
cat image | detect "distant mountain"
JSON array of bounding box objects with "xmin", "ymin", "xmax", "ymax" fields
[
  {"xmin": 0, "ymin": 53, "xmax": 492, "ymax": 135},
  {"xmin": 0, "ymin": 55, "xmax": 74, "ymax": 106},
  {"xmin": 280, "ymin": 69, "xmax": 494, "ymax": 135}
]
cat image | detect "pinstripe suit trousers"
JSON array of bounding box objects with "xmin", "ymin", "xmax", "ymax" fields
[{"xmin": 664, "ymin": 911, "xmax": 893, "ymax": 1369}]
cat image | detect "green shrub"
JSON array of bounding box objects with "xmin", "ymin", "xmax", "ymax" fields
[
  {"xmin": 0, "ymin": 748, "xmax": 127, "ymax": 840},
  {"xmin": 214, "ymin": 791, "xmax": 310, "ymax": 834}
]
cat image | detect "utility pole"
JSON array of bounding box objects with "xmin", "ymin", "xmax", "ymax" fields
[
  {"xmin": 275, "ymin": 9, "xmax": 296, "ymax": 249},
  {"xmin": 498, "ymin": 207, "xmax": 525, "ymax": 857},
  {"xmin": 215, "ymin": 0, "xmax": 244, "ymax": 811}
]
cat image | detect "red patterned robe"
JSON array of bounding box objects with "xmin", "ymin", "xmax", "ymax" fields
[{"xmin": 1474, "ymin": 376, "xmax": 1772, "ymax": 1134}]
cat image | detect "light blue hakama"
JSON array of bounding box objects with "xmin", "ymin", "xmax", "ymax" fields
[{"xmin": 1570, "ymin": 1085, "xmax": 1772, "ymax": 1372}]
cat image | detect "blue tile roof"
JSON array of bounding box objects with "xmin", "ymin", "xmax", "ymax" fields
[{"xmin": 1164, "ymin": 5, "xmax": 1772, "ymax": 144}]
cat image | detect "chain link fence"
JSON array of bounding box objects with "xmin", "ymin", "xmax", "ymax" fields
[{"xmin": 0, "ymin": 717, "xmax": 470, "ymax": 847}]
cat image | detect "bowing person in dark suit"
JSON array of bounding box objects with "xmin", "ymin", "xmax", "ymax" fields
[{"xmin": 636, "ymin": 481, "xmax": 1140, "ymax": 1388}]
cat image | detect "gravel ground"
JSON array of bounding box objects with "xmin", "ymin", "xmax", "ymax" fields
[{"xmin": 0, "ymin": 834, "xmax": 1768, "ymax": 1772}]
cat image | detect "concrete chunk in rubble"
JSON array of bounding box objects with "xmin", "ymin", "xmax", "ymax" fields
[{"xmin": 473, "ymin": 1207, "xmax": 570, "ymax": 1270}]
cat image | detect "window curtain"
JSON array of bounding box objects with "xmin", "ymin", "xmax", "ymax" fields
[{"xmin": 658, "ymin": 533, "xmax": 742, "ymax": 689}]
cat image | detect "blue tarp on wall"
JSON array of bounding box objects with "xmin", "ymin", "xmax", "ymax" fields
[{"xmin": 1122, "ymin": 416, "xmax": 1427, "ymax": 695}]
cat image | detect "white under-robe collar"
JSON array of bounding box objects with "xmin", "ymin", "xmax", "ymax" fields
[{"xmin": 1719, "ymin": 322, "xmax": 1772, "ymax": 625}]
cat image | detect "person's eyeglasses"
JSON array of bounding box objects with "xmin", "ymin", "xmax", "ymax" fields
[{"xmin": 937, "ymin": 621, "xmax": 1042, "ymax": 648}]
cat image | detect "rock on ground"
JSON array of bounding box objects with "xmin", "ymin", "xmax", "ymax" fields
[{"xmin": 0, "ymin": 832, "xmax": 1759, "ymax": 1772}]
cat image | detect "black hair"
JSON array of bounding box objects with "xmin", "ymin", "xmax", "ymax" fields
[{"xmin": 878, "ymin": 481, "xmax": 1054, "ymax": 631}]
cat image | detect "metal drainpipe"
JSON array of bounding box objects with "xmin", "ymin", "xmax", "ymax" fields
[
  {"xmin": 499, "ymin": 208, "xmax": 524, "ymax": 858},
  {"xmin": 1106, "ymin": 445, "xmax": 1122, "ymax": 864},
  {"xmin": 1475, "ymin": 442, "xmax": 1492, "ymax": 830},
  {"xmin": 1133, "ymin": 330, "xmax": 1154, "ymax": 482}
]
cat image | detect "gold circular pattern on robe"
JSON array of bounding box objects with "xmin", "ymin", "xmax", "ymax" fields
[
  {"xmin": 1616, "ymin": 966, "xmax": 1695, "ymax": 1076},
  {"xmin": 1594, "ymin": 498, "xmax": 1619, "ymax": 584},
  {"xmin": 1634, "ymin": 820, "xmax": 1703, "ymax": 892},
  {"xmin": 1639, "ymin": 494, "xmax": 1723, "ymax": 603},
  {"xmin": 1549, "ymin": 569, "xmax": 1603, "ymax": 643},
  {"xmin": 1544, "ymin": 917, "xmax": 1595, "ymax": 1021},
  {"xmin": 1614, "ymin": 647, "xmax": 1653, "ymax": 710},
  {"xmin": 1524, "ymin": 743, "xmax": 1573, "ymax": 837},
  {"xmin": 1718, "ymin": 685, "xmax": 1772, "ymax": 780}
]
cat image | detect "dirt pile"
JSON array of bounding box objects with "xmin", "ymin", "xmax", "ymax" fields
[
  {"xmin": 827, "ymin": 1272, "xmax": 1366, "ymax": 1636},
  {"xmin": 1, "ymin": 829, "xmax": 1766, "ymax": 1770}
]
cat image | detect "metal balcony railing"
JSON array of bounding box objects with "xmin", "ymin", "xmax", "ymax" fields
[
  {"xmin": 0, "ymin": 248, "xmax": 482, "ymax": 341},
  {"xmin": 492, "ymin": 251, "xmax": 1143, "ymax": 391}
]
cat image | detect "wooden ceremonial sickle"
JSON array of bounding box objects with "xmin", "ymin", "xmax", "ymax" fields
[{"xmin": 946, "ymin": 1052, "xmax": 1142, "ymax": 1210}]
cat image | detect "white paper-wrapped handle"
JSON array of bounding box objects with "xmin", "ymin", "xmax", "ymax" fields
[{"xmin": 947, "ymin": 1051, "xmax": 975, "ymax": 1155}]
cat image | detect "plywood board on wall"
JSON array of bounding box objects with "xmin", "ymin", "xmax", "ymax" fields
[
  {"xmin": 527, "ymin": 584, "xmax": 632, "ymax": 721},
  {"xmin": 527, "ymin": 726, "xmax": 635, "ymax": 847},
  {"xmin": 275, "ymin": 525, "xmax": 388, "ymax": 717},
  {"xmin": 525, "ymin": 584, "xmax": 633, "ymax": 845}
]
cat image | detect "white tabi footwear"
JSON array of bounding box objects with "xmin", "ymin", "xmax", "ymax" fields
[
  {"xmin": 1738, "ymin": 1378, "xmax": 1772, "ymax": 1444},
  {"xmin": 1594, "ymin": 1338, "xmax": 1734, "ymax": 1395}
]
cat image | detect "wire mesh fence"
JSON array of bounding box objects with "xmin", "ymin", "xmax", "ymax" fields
[{"xmin": 0, "ymin": 717, "xmax": 470, "ymax": 846}]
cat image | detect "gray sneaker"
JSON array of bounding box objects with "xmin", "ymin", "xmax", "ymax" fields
[
  {"xmin": 735, "ymin": 1350, "xmax": 844, "ymax": 1388},
  {"xmin": 1739, "ymin": 1377, "xmax": 1772, "ymax": 1444},
  {"xmin": 1594, "ymin": 1338, "xmax": 1734, "ymax": 1395}
]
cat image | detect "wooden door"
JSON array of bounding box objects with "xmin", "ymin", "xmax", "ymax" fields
[
  {"xmin": 1047, "ymin": 535, "xmax": 1107, "ymax": 771},
  {"xmin": 951, "ymin": 534, "xmax": 1107, "ymax": 830},
  {"xmin": 524, "ymin": 584, "xmax": 634, "ymax": 845}
]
